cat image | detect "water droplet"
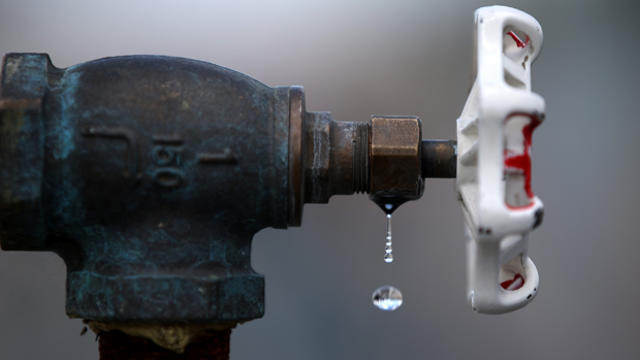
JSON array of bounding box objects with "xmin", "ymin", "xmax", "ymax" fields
[
  {"xmin": 383, "ymin": 213, "xmax": 393, "ymax": 263},
  {"xmin": 372, "ymin": 285, "xmax": 403, "ymax": 311}
]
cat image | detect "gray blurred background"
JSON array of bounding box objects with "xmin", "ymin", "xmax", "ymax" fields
[{"xmin": 1, "ymin": 0, "xmax": 639, "ymax": 359}]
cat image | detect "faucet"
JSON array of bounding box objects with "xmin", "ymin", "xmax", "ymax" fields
[{"xmin": 0, "ymin": 5, "xmax": 545, "ymax": 359}]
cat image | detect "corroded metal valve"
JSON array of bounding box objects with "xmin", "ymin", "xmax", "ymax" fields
[{"xmin": 0, "ymin": 53, "xmax": 454, "ymax": 354}]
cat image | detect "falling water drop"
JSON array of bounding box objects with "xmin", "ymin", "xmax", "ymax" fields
[
  {"xmin": 372, "ymin": 285, "xmax": 403, "ymax": 311},
  {"xmin": 384, "ymin": 213, "xmax": 393, "ymax": 263},
  {"xmin": 370, "ymin": 201, "xmax": 404, "ymax": 311}
]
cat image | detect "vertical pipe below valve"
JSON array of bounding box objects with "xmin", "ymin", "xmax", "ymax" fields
[{"xmin": 98, "ymin": 329, "xmax": 231, "ymax": 360}]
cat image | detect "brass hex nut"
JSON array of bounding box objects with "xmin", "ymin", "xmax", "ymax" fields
[{"xmin": 369, "ymin": 115, "xmax": 423, "ymax": 200}]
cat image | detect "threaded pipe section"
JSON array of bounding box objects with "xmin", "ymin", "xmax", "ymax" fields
[{"xmin": 352, "ymin": 122, "xmax": 369, "ymax": 193}]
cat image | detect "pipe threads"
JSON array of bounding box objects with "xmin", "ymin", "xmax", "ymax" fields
[{"xmin": 353, "ymin": 122, "xmax": 370, "ymax": 193}]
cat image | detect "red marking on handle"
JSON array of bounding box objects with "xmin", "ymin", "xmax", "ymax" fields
[
  {"xmin": 504, "ymin": 115, "xmax": 541, "ymax": 199},
  {"xmin": 507, "ymin": 31, "xmax": 530, "ymax": 48},
  {"xmin": 505, "ymin": 201, "xmax": 535, "ymax": 210},
  {"xmin": 500, "ymin": 273, "xmax": 525, "ymax": 290}
]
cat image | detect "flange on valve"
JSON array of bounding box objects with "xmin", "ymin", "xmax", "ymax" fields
[{"xmin": 456, "ymin": 6, "xmax": 546, "ymax": 314}]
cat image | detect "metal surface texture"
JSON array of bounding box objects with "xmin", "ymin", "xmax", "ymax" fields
[
  {"xmin": 287, "ymin": 86, "xmax": 305, "ymax": 226},
  {"xmin": 0, "ymin": 53, "xmax": 455, "ymax": 352},
  {"xmin": 368, "ymin": 115, "xmax": 424, "ymax": 212},
  {"xmin": 0, "ymin": 53, "xmax": 295, "ymax": 324},
  {"xmin": 302, "ymin": 113, "xmax": 370, "ymax": 203},
  {"xmin": 421, "ymin": 139, "xmax": 457, "ymax": 178}
]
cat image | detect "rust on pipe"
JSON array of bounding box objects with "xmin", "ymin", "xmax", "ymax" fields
[{"xmin": 98, "ymin": 329, "xmax": 231, "ymax": 360}]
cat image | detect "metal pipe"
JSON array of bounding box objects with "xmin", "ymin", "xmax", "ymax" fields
[
  {"xmin": 421, "ymin": 139, "xmax": 457, "ymax": 178},
  {"xmin": 0, "ymin": 53, "xmax": 457, "ymax": 358},
  {"xmin": 98, "ymin": 329, "xmax": 231, "ymax": 360}
]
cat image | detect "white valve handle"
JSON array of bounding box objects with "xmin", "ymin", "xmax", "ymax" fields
[{"xmin": 456, "ymin": 6, "xmax": 545, "ymax": 314}]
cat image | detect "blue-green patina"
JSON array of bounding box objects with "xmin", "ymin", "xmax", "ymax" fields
[{"xmin": 0, "ymin": 53, "xmax": 293, "ymax": 324}]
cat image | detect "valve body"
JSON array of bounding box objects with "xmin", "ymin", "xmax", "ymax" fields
[
  {"xmin": 1, "ymin": 54, "xmax": 301, "ymax": 323},
  {"xmin": 0, "ymin": 53, "xmax": 452, "ymax": 327}
]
